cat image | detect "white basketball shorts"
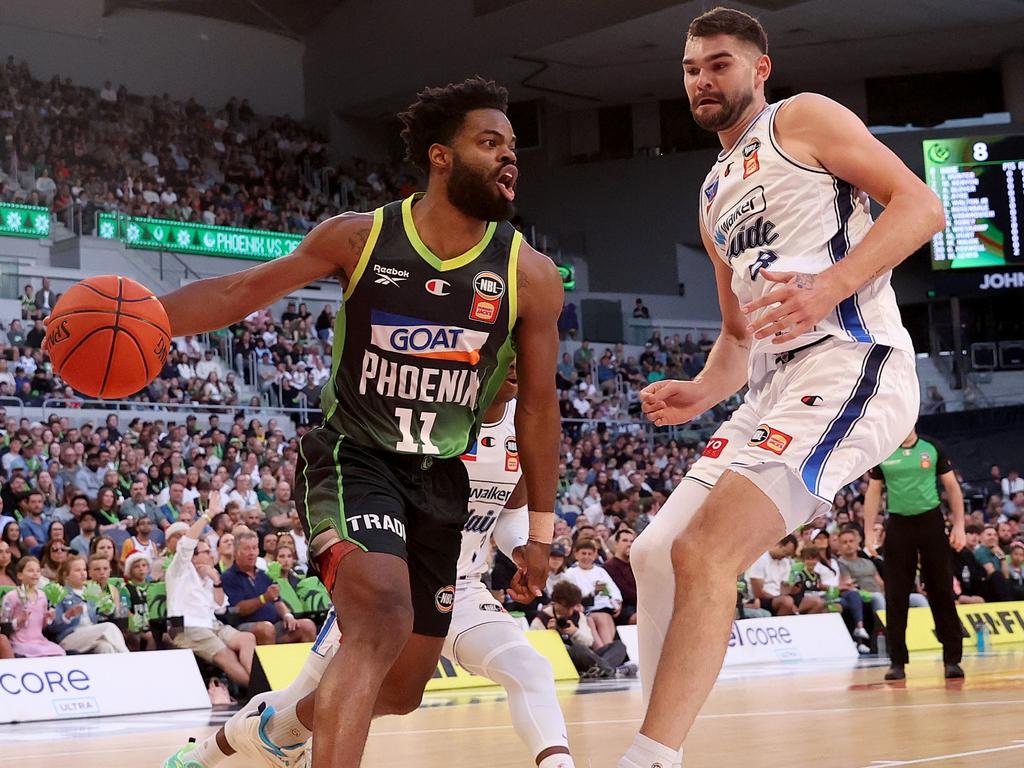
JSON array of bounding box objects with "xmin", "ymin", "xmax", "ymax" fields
[
  {"xmin": 686, "ymin": 338, "xmax": 919, "ymax": 532},
  {"xmin": 441, "ymin": 578, "xmax": 521, "ymax": 666}
]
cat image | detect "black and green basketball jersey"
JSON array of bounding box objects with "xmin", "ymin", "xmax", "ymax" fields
[
  {"xmin": 320, "ymin": 194, "xmax": 520, "ymax": 459},
  {"xmin": 868, "ymin": 435, "xmax": 954, "ymax": 516}
]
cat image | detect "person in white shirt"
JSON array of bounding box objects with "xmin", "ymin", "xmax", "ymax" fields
[
  {"xmin": 195, "ymin": 350, "xmax": 224, "ymax": 380},
  {"xmin": 1001, "ymin": 471, "xmax": 1024, "ymax": 499},
  {"xmin": 558, "ymin": 538, "xmax": 623, "ymax": 649},
  {"xmin": 166, "ymin": 492, "xmax": 255, "ymax": 687},
  {"xmin": 228, "ymin": 474, "xmax": 258, "ymax": 509},
  {"xmin": 748, "ymin": 536, "xmax": 824, "ymax": 616}
]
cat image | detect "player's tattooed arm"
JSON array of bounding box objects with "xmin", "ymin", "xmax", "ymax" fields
[{"xmin": 348, "ymin": 226, "xmax": 371, "ymax": 255}]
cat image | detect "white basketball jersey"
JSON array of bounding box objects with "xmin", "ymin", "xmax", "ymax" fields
[
  {"xmin": 456, "ymin": 399, "xmax": 521, "ymax": 579},
  {"xmin": 698, "ymin": 97, "xmax": 914, "ymax": 357}
]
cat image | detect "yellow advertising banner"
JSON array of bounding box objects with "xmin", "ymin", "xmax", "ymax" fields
[
  {"xmin": 877, "ymin": 601, "xmax": 1024, "ymax": 651},
  {"xmin": 253, "ymin": 629, "xmax": 578, "ymax": 693}
]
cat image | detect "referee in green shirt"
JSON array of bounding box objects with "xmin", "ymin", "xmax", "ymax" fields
[{"xmin": 864, "ymin": 426, "xmax": 966, "ymax": 681}]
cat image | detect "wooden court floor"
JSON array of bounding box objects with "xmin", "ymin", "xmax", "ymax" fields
[{"xmin": 4, "ymin": 652, "xmax": 1024, "ymax": 768}]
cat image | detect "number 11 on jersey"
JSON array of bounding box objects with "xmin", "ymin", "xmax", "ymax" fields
[{"xmin": 394, "ymin": 407, "xmax": 439, "ymax": 454}]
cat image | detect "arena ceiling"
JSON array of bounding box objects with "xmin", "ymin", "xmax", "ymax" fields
[
  {"xmin": 104, "ymin": 0, "xmax": 1024, "ymax": 115},
  {"xmin": 102, "ymin": 0, "xmax": 345, "ymax": 39}
]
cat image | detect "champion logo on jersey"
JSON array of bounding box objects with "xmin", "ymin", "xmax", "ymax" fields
[
  {"xmin": 373, "ymin": 264, "xmax": 409, "ymax": 286},
  {"xmin": 425, "ymin": 278, "xmax": 450, "ymax": 296},
  {"xmin": 480, "ymin": 436, "xmax": 496, "ymax": 447},
  {"xmin": 370, "ymin": 310, "xmax": 489, "ymax": 365}
]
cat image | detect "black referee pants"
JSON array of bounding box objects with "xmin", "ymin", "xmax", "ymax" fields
[{"xmin": 884, "ymin": 507, "xmax": 963, "ymax": 665}]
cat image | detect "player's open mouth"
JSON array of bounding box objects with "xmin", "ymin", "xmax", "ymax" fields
[
  {"xmin": 697, "ymin": 97, "xmax": 720, "ymax": 108},
  {"xmin": 496, "ymin": 165, "xmax": 518, "ymax": 202}
]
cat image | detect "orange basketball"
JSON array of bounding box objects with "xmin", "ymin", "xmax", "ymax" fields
[{"xmin": 45, "ymin": 275, "xmax": 171, "ymax": 399}]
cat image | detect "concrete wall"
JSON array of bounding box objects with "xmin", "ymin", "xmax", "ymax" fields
[{"xmin": 0, "ymin": 0, "xmax": 304, "ymax": 115}]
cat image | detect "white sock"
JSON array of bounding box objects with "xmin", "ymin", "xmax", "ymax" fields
[
  {"xmin": 191, "ymin": 734, "xmax": 231, "ymax": 767},
  {"xmin": 620, "ymin": 733, "xmax": 683, "ymax": 768},
  {"xmin": 538, "ymin": 753, "xmax": 576, "ymax": 768},
  {"xmin": 264, "ymin": 703, "xmax": 310, "ymax": 747}
]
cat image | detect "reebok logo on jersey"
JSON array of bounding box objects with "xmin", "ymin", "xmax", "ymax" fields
[
  {"xmin": 425, "ymin": 278, "xmax": 450, "ymax": 296},
  {"xmin": 370, "ymin": 310, "xmax": 488, "ymax": 365},
  {"xmin": 373, "ymin": 264, "xmax": 409, "ymax": 286},
  {"xmin": 714, "ymin": 186, "xmax": 766, "ymax": 248}
]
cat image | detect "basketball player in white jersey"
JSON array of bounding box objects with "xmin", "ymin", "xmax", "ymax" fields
[
  {"xmin": 166, "ymin": 367, "xmax": 574, "ymax": 768},
  {"xmin": 618, "ymin": 8, "xmax": 945, "ymax": 768}
]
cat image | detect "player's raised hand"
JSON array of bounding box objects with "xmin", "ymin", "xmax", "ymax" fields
[
  {"xmin": 742, "ymin": 270, "xmax": 845, "ymax": 345},
  {"xmin": 640, "ymin": 379, "xmax": 709, "ymax": 427}
]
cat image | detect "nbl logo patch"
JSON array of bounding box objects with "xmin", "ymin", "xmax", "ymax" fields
[
  {"xmin": 749, "ymin": 423, "xmax": 792, "ymax": 455},
  {"xmin": 504, "ymin": 435, "xmax": 519, "ymax": 472},
  {"xmin": 435, "ymin": 585, "xmax": 456, "ymax": 613},
  {"xmin": 470, "ymin": 271, "xmax": 505, "ymax": 324}
]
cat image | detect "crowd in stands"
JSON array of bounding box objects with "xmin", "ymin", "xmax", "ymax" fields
[
  {"xmin": 0, "ymin": 56, "xmax": 415, "ymax": 235},
  {"xmin": 0, "ymin": 408, "xmax": 326, "ymax": 688}
]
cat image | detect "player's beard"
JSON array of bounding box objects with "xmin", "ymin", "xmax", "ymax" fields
[
  {"xmin": 446, "ymin": 153, "xmax": 515, "ymax": 222},
  {"xmin": 691, "ymin": 87, "xmax": 755, "ymax": 132}
]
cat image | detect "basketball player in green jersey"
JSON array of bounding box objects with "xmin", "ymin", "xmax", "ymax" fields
[{"xmin": 157, "ymin": 77, "xmax": 562, "ymax": 768}]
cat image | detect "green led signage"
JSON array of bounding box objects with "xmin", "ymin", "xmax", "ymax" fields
[
  {"xmin": 557, "ymin": 263, "xmax": 575, "ymax": 291},
  {"xmin": 0, "ymin": 202, "xmax": 50, "ymax": 239},
  {"xmin": 96, "ymin": 213, "xmax": 302, "ymax": 261}
]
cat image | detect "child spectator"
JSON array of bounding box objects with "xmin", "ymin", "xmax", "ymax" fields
[
  {"xmin": 1, "ymin": 556, "xmax": 64, "ymax": 656},
  {"xmin": 122, "ymin": 552, "xmax": 156, "ymax": 651},
  {"xmin": 51, "ymin": 555, "xmax": 129, "ymax": 654},
  {"xmin": 557, "ymin": 539, "xmax": 623, "ymax": 650}
]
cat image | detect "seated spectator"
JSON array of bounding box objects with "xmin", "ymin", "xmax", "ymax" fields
[
  {"xmin": 86, "ymin": 553, "xmax": 129, "ymax": 621},
  {"xmin": 749, "ymin": 535, "xmax": 824, "ymax": 615},
  {"xmin": 263, "ymin": 481, "xmax": 294, "ymax": 532},
  {"xmin": 122, "ymin": 552, "xmax": 156, "ymax": 651},
  {"xmin": 836, "ymin": 528, "xmax": 927, "ymax": 617},
  {"xmin": 1, "ymin": 556, "xmax": 64, "ymax": 656},
  {"xmin": 1004, "ymin": 541, "xmax": 1024, "ymax": 599},
  {"xmin": 17, "ymin": 490, "xmax": 48, "ymax": 550},
  {"xmin": 0, "ymin": 540, "xmax": 15, "ymax": 587},
  {"xmin": 973, "ymin": 525, "xmax": 1014, "ymax": 601},
  {"xmin": 166, "ymin": 496, "xmax": 255, "ymax": 686},
  {"xmin": 51, "ymin": 556, "xmax": 130, "ymax": 654},
  {"xmin": 69, "ymin": 509, "xmax": 99, "ymax": 555},
  {"xmin": 94, "ymin": 485, "xmax": 123, "ymax": 534},
  {"xmin": 215, "ymin": 532, "xmax": 236, "ymax": 573},
  {"xmin": 221, "ymin": 530, "xmax": 316, "ymax": 645},
  {"xmin": 287, "ymin": 509, "xmax": 309, "ymax": 574},
  {"xmin": 121, "ymin": 480, "xmax": 163, "ymax": 528},
  {"xmin": 89, "ymin": 535, "xmax": 124, "ymax": 578},
  {"xmin": 531, "ymin": 581, "xmax": 632, "ymax": 679},
  {"xmin": 556, "ymin": 539, "xmax": 622, "ymax": 649},
  {"xmin": 602, "ymin": 529, "xmax": 637, "ymax": 625},
  {"xmin": 38, "ymin": 538, "xmax": 69, "ymax": 582},
  {"xmin": 3, "ymin": 521, "xmax": 23, "ymax": 561}
]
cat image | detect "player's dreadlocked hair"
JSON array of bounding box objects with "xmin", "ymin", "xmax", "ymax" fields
[{"xmin": 398, "ymin": 76, "xmax": 509, "ymax": 174}]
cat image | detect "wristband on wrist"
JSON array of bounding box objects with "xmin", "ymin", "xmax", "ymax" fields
[
  {"xmin": 259, "ymin": 594, "xmax": 266, "ymax": 604},
  {"xmin": 528, "ymin": 510, "xmax": 554, "ymax": 544}
]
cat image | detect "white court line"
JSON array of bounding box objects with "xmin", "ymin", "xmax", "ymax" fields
[
  {"xmin": 15, "ymin": 699, "xmax": 1024, "ymax": 759},
  {"xmin": 864, "ymin": 740, "xmax": 1024, "ymax": 766}
]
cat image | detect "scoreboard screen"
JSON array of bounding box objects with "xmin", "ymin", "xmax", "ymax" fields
[{"xmin": 924, "ymin": 134, "xmax": 1024, "ymax": 270}]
